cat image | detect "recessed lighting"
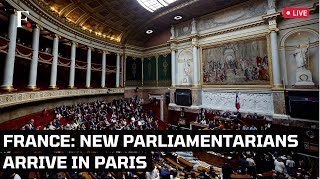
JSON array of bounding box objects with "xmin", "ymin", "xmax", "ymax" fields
[
  {"xmin": 174, "ymin": 15, "xmax": 182, "ymax": 20},
  {"xmin": 146, "ymin": 30, "xmax": 153, "ymax": 34}
]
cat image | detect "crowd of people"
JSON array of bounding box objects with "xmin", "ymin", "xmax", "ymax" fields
[
  {"xmin": 193, "ymin": 110, "xmax": 271, "ymax": 131},
  {"xmin": 13, "ymin": 98, "xmax": 318, "ymax": 179},
  {"xmin": 21, "ymin": 97, "xmax": 159, "ymax": 131},
  {"xmin": 221, "ymin": 150, "xmax": 318, "ymax": 179}
]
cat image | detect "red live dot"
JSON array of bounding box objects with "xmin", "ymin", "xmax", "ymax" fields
[{"xmin": 26, "ymin": 23, "xmax": 31, "ymax": 28}]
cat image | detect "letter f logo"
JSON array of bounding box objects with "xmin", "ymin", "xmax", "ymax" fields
[{"xmin": 17, "ymin": 11, "xmax": 29, "ymax": 28}]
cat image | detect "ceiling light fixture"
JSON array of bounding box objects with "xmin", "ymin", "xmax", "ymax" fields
[
  {"xmin": 137, "ymin": 0, "xmax": 177, "ymax": 12},
  {"xmin": 146, "ymin": 30, "xmax": 153, "ymax": 34},
  {"xmin": 174, "ymin": 15, "xmax": 182, "ymax": 20}
]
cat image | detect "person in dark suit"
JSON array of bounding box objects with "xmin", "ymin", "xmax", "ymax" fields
[{"xmin": 222, "ymin": 161, "xmax": 233, "ymax": 179}]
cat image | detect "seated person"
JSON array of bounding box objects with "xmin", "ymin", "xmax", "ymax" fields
[
  {"xmin": 160, "ymin": 167, "xmax": 170, "ymax": 179},
  {"xmin": 201, "ymin": 118, "xmax": 207, "ymax": 125},
  {"xmin": 219, "ymin": 123, "xmax": 225, "ymax": 130},
  {"xmin": 199, "ymin": 170, "xmax": 210, "ymax": 179},
  {"xmin": 209, "ymin": 166, "xmax": 219, "ymax": 178},
  {"xmin": 249, "ymin": 125, "xmax": 257, "ymax": 130},
  {"xmin": 208, "ymin": 120, "xmax": 215, "ymax": 129},
  {"xmin": 221, "ymin": 111, "xmax": 231, "ymax": 118},
  {"xmin": 242, "ymin": 125, "xmax": 249, "ymax": 130}
]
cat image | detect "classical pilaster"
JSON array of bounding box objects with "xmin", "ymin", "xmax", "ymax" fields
[
  {"xmin": 86, "ymin": 47, "xmax": 92, "ymax": 88},
  {"xmin": 116, "ymin": 53, "xmax": 120, "ymax": 87},
  {"xmin": 191, "ymin": 88, "xmax": 202, "ymax": 109},
  {"xmin": 120, "ymin": 54, "xmax": 124, "ymax": 87},
  {"xmin": 168, "ymin": 88, "xmax": 176, "ymax": 106},
  {"xmin": 160, "ymin": 95, "xmax": 164, "ymax": 121},
  {"xmin": 101, "ymin": 50, "xmax": 106, "ymax": 88},
  {"xmin": 263, "ymin": 12, "xmax": 282, "ymax": 88},
  {"xmin": 156, "ymin": 55, "xmax": 159, "ymax": 87},
  {"xmin": 192, "ymin": 38, "xmax": 199, "ymax": 86},
  {"xmin": 170, "ymin": 43, "xmax": 177, "ymax": 87},
  {"xmin": 270, "ymin": 29, "xmax": 282, "ymax": 87},
  {"xmin": 1, "ymin": 12, "xmax": 17, "ymax": 91},
  {"xmin": 27, "ymin": 25, "xmax": 41, "ymax": 90},
  {"xmin": 68, "ymin": 41, "xmax": 77, "ymax": 88},
  {"xmin": 49, "ymin": 34, "xmax": 59, "ymax": 89}
]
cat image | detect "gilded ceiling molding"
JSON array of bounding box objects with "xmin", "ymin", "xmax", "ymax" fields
[
  {"xmin": 199, "ymin": 20, "xmax": 266, "ymax": 39},
  {"xmin": 76, "ymin": 14, "xmax": 89, "ymax": 25},
  {"xmin": 6, "ymin": 0, "xmax": 125, "ymax": 54},
  {"xmin": 60, "ymin": 3, "xmax": 76, "ymax": 17},
  {"xmin": 16, "ymin": 0, "xmax": 122, "ymax": 44}
]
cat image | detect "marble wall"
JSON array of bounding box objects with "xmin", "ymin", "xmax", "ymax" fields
[
  {"xmin": 177, "ymin": 49, "xmax": 193, "ymax": 85},
  {"xmin": 202, "ymin": 90, "xmax": 274, "ymax": 115}
]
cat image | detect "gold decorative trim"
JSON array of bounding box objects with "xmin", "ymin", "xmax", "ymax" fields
[
  {"xmin": 199, "ymin": 20, "xmax": 265, "ymax": 39},
  {"xmin": 202, "ymin": 85, "xmax": 272, "ymax": 88},
  {"xmin": 68, "ymin": 86, "xmax": 77, "ymax": 89},
  {"xmin": 0, "ymin": 86, "xmax": 17, "ymax": 92},
  {"xmin": 0, "ymin": 88, "xmax": 124, "ymax": 109},
  {"xmin": 272, "ymin": 85, "xmax": 284, "ymax": 90},
  {"xmin": 192, "ymin": 85, "xmax": 202, "ymax": 88},
  {"xmin": 266, "ymin": 33, "xmax": 274, "ymax": 87},
  {"xmin": 201, "ymin": 30, "xmax": 268, "ymax": 49},
  {"xmin": 27, "ymin": 86, "xmax": 40, "ymax": 91},
  {"xmin": 48, "ymin": 86, "xmax": 59, "ymax": 90}
]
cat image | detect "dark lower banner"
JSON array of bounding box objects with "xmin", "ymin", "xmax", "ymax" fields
[{"xmin": 0, "ymin": 130, "xmax": 312, "ymax": 172}]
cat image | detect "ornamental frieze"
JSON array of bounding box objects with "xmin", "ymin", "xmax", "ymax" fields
[{"xmin": 0, "ymin": 88, "xmax": 124, "ymax": 108}]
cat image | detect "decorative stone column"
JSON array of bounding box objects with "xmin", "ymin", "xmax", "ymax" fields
[
  {"xmin": 116, "ymin": 53, "xmax": 120, "ymax": 87},
  {"xmin": 120, "ymin": 54, "xmax": 124, "ymax": 87},
  {"xmin": 101, "ymin": 50, "xmax": 106, "ymax": 88},
  {"xmin": 191, "ymin": 88, "xmax": 202, "ymax": 109},
  {"xmin": 68, "ymin": 41, "xmax": 77, "ymax": 88},
  {"xmin": 263, "ymin": 13, "xmax": 287, "ymax": 119},
  {"xmin": 1, "ymin": 12, "xmax": 17, "ymax": 91},
  {"xmin": 28, "ymin": 24, "xmax": 40, "ymax": 90},
  {"xmin": 49, "ymin": 34, "xmax": 59, "ymax": 89},
  {"xmin": 86, "ymin": 47, "xmax": 92, "ymax": 88},
  {"xmin": 160, "ymin": 95, "xmax": 164, "ymax": 121},
  {"xmin": 192, "ymin": 38, "xmax": 199, "ymax": 86},
  {"xmin": 170, "ymin": 44, "xmax": 177, "ymax": 87},
  {"xmin": 168, "ymin": 88, "xmax": 176, "ymax": 106},
  {"xmin": 270, "ymin": 29, "xmax": 282, "ymax": 87},
  {"xmin": 263, "ymin": 13, "xmax": 282, "ymax": 88}
]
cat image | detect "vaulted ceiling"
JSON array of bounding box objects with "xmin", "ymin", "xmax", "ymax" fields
[{"xmin": 37, "ymin": 0, "xmax": 248, "ymax": 47}]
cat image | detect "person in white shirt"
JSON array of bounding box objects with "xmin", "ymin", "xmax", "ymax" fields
[
  {"xmin": 48, "ymin": 122, "xmax": 56, "ymax": 130},
  {"xmin": 246, "ymin": 156, "xmax": 256, "ymax": 178},
  {"xmin": 274, "ymin": 157, "xmax": 287, "ymax": 177},
  {"xmin": 286, "ymin": 156, "xmax": 296, "ymax": 176},
  {"xmin": 146, "ymin": 166, "xmax": 160, "ymax": 179},
  {"xmin": 11, "ymin": 173, "xmax": 21, "ymax": 179}
]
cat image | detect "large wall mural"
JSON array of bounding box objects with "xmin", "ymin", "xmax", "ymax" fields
[{"xmin": 202, "ymin": 37, "xmax": 270, "ymax": 85}]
